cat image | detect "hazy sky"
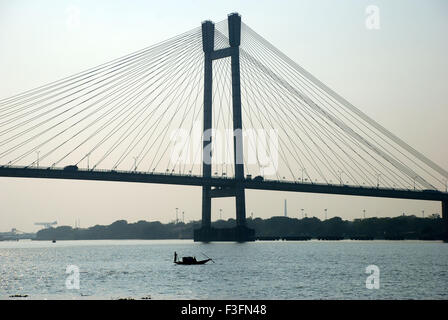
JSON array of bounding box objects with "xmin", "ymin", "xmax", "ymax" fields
[{"xmin": 0, "ymin": 0, "xmax": 447, "ymax": 232}]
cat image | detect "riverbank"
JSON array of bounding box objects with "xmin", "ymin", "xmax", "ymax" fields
[{"xmin": 35, "ymin": 215, "xmax": 446, "ymax": 241}]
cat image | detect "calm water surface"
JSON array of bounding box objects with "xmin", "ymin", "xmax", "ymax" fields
[{"xmin": 1, "ymin": 239, "xmax": 447, "ymax": 299}]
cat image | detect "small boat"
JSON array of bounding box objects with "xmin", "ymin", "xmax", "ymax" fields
[{"xmin": 173, "ymin": 252, "xmax": 213, "ymax": 265}]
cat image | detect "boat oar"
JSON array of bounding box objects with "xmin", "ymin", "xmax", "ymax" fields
[{"xmin": 201, "ymin": 252, "xmax": 215, "ymax": 263}]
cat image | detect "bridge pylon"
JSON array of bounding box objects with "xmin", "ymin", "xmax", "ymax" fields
[
  {"xmin": 443, "ymin": 200, "xmax": 448, "ymax": 242},
  {"xmin": 194, "ymin": 13, "xmax": 255, "ymax": 242}
]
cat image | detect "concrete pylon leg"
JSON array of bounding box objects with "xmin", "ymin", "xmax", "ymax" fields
[
  {"xmin": 235, "ymin": 185, "xmax": 246, "ymax": 227},
  {"xmin": 200, "ymin": 21, "xmax": 214, "ymax": 232},
  {"xmin": 229, "ymin": 15, "xmax": 246, "ymax": 229},
  {"xmin": 201, "ymin": 187, "xmax": 211, "ymax": 229},
  {"xmin": 442, "ymin": 200, "xmax": 448, "ymax": 241}
]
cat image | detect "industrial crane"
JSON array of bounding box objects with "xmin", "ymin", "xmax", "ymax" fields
[{"xmin": 34, "ymin": 221, "xmax": 57, "ymax": 229}]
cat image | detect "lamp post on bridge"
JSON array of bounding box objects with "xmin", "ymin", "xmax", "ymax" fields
[
  {"xmin": 36, "ymin": 151, "xmax": 40, "ymax": 168},
  {"xmin": 338, "ymin": 170, "xmax": 344, "ymax": 185},
  {"xmin": 87, "ymin": 154, "xmax": 90, "ymax": 170},
  {"xmin": 301, "ymin": 168, "xmax": 306, "ymax": 182},
  {"xmin": 133, "ymin": 156, "xmax": 138, "ymax": 172}
]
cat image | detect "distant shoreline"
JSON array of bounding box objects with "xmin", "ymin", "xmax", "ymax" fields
[
  {"xmin": 2, "ymin": 238, "xmax": 445, "ymax": 243},
  {"xmin": 34, "ymin": 215, "xmax": 446, "ymax": 241},
  {"xmin": 29, "ymin": 238, "xmax": 446, "ymax": 242}
]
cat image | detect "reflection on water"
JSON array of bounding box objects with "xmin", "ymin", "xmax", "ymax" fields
[{"xmin": 1, "ymin": 239, "xmax": 447, "ymax": 299}]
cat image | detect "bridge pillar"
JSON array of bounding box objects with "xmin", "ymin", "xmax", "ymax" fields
[
  {"xmin": 194, "ymin": 13, "xmax": 254, "ymax": 242},
  {"xmin": 443, "ymin": 200, "xmax": 448, "ymax": 242},
  {"xmin": 200, "ymin": 20, "xmax": 214, "ymax": 231},
  {"xmin": 228, "ymin": 13, "xmax": 247, "ymax": 229}
]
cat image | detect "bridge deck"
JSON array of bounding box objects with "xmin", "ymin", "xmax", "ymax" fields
[{"xmin": 1, "ymin": 166, "xmax": 447, "ymax": 202}]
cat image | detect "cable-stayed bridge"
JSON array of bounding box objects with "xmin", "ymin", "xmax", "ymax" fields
[{"xmin": 0, "ymin": 13, "xmax": 447, "ymax": 241}]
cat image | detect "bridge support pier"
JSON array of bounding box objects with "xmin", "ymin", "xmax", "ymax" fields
[
  {"xmin": 443, "ymin": 200, "xmax": 448, "ymax": 242},
  {"xmin": 194, "ymin": 13, "xmax": 254, "ymax": 242},
  {"xmin": 199, "ymin": 19, "xmax": 214, "ymax": 233}
]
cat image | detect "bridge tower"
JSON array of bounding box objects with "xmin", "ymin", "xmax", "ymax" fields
[
  {"xmin": 443, "ymin": 200, "xmax": 448, "ymax": 242},
  {"xmin": 194, "ymin": 13, "xmax": 255, "ymax": 242}
]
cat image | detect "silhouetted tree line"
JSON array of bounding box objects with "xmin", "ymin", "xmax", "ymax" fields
[
  {"xmin": 246, "ymin": 215, "xmax": 445, "ymax": 240},
  {"xmin": 35, "ymin": 214, "xmax": 445, "ymax": 241}
]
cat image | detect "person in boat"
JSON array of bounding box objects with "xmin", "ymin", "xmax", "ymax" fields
[
  {"xmin": 175, "ymin": 251, "xmax": 197, "ymax": 263},
  {"xmin": 181, "ymin": 256, "xmax": 196, "ymax": 264},
  {"xmin": 174, "ymin": 252, "xmax": 212, "ymax": 265}
]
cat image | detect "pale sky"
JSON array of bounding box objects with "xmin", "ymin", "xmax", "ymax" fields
[{"xmin": 0, "ymin": 0, "xmax": 447, "ymax": 232}]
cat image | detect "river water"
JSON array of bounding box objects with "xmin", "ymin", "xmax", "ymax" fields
[{"xmin": 1, "ymin": 239, "xmax": 447, "ymax": 300}]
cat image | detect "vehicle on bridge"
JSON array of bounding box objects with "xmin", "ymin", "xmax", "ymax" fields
[
  {"xmin": 63, "ymin": 165, "xmax": 78, "ymax": 171},
  {"xmin": 253, "ymin": 176, "xmax": 264, "ymax": 182},
  {"xmin": 423, "ymin": 189, "xmax": 442, "ymax": 193}
]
